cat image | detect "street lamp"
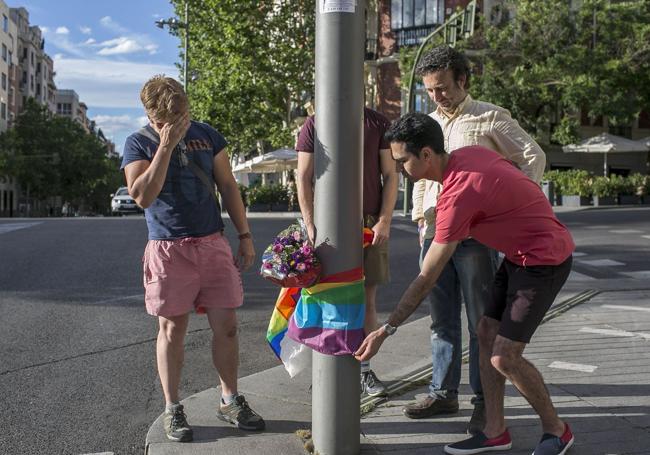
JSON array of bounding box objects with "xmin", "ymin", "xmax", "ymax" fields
[{"xmin": 155, "ymin": 2, "xmax": 190, "ymax": 90}]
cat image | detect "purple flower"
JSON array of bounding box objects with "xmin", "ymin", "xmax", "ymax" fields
[
  {"xmin": 273, "ymin": 243, "xmax": 284, "ymax": 253},
  {"xmin": 302, "ymin": 245, "xmax": 313, "ymax": 256},
  {"xmin": 296, "ymin": 262, "xmax": 306, "ymax": 272},
  {"xmin": 263, "ymin": 262, "xmax": 273, "ymax": 269}
]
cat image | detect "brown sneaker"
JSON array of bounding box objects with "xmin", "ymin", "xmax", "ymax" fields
[
  {"xmin": 402, "ymin": 395, "xmax": 459, "ymax": 419},
  {"xmin": 217, "ymin": 394, "xmax": 265, "ymax": 431}
]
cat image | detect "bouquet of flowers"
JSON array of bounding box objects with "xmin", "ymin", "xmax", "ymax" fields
[{"xmin": 260, "ymin": 221, "xmax": 322, "ymax": 288}]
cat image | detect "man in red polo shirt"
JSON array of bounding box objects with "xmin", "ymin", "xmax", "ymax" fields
[{"xmin": 355, "ymin": 113, "xmax": 575, "ymax": 455}]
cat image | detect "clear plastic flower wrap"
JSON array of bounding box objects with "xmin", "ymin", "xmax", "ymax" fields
[{"xmin": 260, "ymin": 220, "xmax": 322, "ymax": 288}]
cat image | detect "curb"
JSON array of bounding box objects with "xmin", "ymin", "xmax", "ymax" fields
[{"xmin": 359, "ymin": 288, "xmax": 600, "ymax": 414}]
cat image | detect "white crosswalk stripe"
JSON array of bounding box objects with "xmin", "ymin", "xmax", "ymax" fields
[
  {"xmin": 548, "ymin": 361, "xmax": 597, "ymax": 373},
  {"xmin": 578, "ymin": 259, "xmax": 625, "ymax": 267},
  {"xmin": 0, "ymin": 222, "xmax": 42, "ymax": 235}
]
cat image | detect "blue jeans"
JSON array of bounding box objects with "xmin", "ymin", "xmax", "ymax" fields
[{"xmin": 420, "ymin": 238, "xmax": 499, "ymax": 402}]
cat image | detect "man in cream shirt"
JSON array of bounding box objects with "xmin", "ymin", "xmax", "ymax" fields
[{"xmin": 405, "ymin": 46, "xmax": 546, "ymax": 436}]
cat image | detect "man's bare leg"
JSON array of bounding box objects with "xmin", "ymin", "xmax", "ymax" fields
[
  {"xmin": 491, "ymin": 335, "xmax": 565, "ymax": 436},
  {"xmin": 364, "ymin": 283, "xmax": 379, "ymax": 335},
  {"xmin": 157, "ymin": 313, "xmax": 190, "ymax": 404},
  {"xmin": 206, "ymin": 308, "xmax": 239, "ymax": 397},
  {"xmin": 477, "ymin": 316, "xmax": 507, "ymax": 438}
]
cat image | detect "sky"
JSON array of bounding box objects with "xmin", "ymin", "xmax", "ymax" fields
[{"xmin": 14, "ymin": 0, "xmax": 181, "ymax": 154}]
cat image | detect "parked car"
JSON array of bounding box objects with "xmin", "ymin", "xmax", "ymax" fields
[{"xmin": 110, "ymin": 186, "xmax": 142, "ymax": 215}]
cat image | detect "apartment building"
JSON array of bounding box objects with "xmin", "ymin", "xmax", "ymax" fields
[
  {"xmin": 0, "ymin": 1, "xmax": 16, "ymax": 215},
  {"xmin": 55, "ymin": 89, "xmax": 89, "ymax": 131},
  {"xmin": 10, "ymin": 7, "xmax": 56, "ymax": 115}
]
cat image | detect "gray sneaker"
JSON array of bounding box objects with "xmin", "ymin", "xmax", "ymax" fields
[
  {"xmin": 163, "ymin": 404, "xmax": 193, "ymax": 442},
  {"xmin": 217, "ymin": 394, "xmax": 266, "ymax": 431},
  {"xmin": 361, "ymin": 370, "xmax": 387, "ymax": 397}
]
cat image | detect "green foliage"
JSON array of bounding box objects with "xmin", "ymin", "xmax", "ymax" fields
[
  {"xmin": 175, "ymin": 0, "xmax": 315, "ymax": 155},
  {"xmin": 248, "ymin": 184, "xmax": 289, "ymax": 206},
  {"xmin": 590, "ymin": 176, "xmax": 613, "ymax": 197},
  {"xmin": 608, "ymin": 174, "xmax": 633, "ymax": 195},
  {"xmin": 543, "ymin": 170, "xmax": 649, "ymax": 197},
  {"xmin": 469, "ymin": 0, "xmax": 650, "ymax": 144},
  {"xmin": 0, "ymin": 98, "xmax": 121, "ymax": 212},
  {"xmin": 627, "ymin": 173, "xmax": 649, "ymax": 196}
]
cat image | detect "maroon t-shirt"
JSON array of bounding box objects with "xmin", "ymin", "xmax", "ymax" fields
[{"xmin": 295, "ymin": 107, "xmax": 391, "ymax": 216}]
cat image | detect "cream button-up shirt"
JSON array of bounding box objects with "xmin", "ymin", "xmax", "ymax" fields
[{"xmin": 412, "ymin": 95, "xmax": 546, "ymax": 239}]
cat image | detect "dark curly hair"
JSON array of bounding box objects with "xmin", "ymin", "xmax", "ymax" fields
[
  {"xmin": 415, "ymin": 46, "xmax": 471, "ymax": 89},
  {"xmin": 385, "ymin": 113, "xmax": 446, "ymax": 157}
]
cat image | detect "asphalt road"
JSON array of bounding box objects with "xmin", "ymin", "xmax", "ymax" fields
[{"xmin": 1, "ymin": 206, "xmax": 649, "ymax": 454}]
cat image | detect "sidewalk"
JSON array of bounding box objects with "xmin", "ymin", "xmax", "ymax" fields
[{"xmin": 145, "ymin": 288, "xmax": 650, "ymax": 455}]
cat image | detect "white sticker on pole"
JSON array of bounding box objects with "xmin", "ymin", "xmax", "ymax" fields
[{"xmin": 320, "ymin": 0, "xmax": 357, "ymax": 14}]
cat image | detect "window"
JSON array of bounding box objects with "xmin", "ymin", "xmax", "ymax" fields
[
  {"xmin": 30, "ymin": 51, "xmax": 34, "ymax": 66},
  {"xmin": 8, "ymin": 50, "xmax": 12, "ymax": 66},
  {"xmin": 1, "ymin": 44, "xmax": 6, "ymax": 62},
  {"xmin": 1, "ymin": 102, "xmax": 6, "ymax": 120},
  {"xmin": 391, "ymin": 0, "xmax": 445, "ymax": 46},
  {"xmin": 60, "ymin": 103, "xmax": 72, "ymax": 115},
  {"xmin": 1, "ymin": 73, "xmax": 6, "ymax": 91},
  {"xmin": 2, "ymin": 15, "xmax": 7, "ymax": 33},
  {"xmin": 391, "ymin": 0, "xmax": 444, "ymax": 29}
]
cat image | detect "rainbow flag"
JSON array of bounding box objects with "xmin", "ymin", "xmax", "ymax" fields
[
  {"xmin": 266, "ymin": 287, "xmax": 302, "ymax": 358},
  {"xmin": 265, "ymin": 228, "xmax": 373, "ymax": 376},
  {"xmin": 286, "ymin": 268, "xmax": 365, "ymax": 355}
]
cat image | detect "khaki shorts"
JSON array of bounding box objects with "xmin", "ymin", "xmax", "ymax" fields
[{"xmin": 363, "ymin": 215, "xmax": 390, "ymax": 286}]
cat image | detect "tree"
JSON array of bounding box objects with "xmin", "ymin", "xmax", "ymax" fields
[
  {"xmin": 172, "ymin": 0, "xmax": 315, "ymax": 156},
  {"xmin": 0, "ymin": 98, "xmax": 122, "ymax": 214},
  {"xmin": 0, "ymin": 99, "xmax": 61, "ymax": 201},
  {"xmin": 466, "ymin": 0, "xmax": 650, "ymax": 145}
]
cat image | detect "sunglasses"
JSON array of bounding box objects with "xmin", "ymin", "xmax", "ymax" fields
[{"xmin": 176, "ymin": 141, "xmax": 189, "ymax": 167}]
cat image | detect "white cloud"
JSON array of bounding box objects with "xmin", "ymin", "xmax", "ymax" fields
[
  {"xmin": 99, "ymin": 16, "xmax": 129, "ymax": 35},
  {"xmin": 96, "ymin": 37, "xmax": 159, "ymax": 56},
  {"xmin": 80, "ymin": 26, "xmax": 92, "ymax": 35},
  {"xmin": 53, "ymin": 56, "xmax": 178, "ymax": 108},
  {"xmin": 40, "ymin": 26, "xmax": 49, "ymax": 34},
  {"xmin": 45, "ymin": 33, "xmax": 86, "ymax": 57},
  {"xmin": 83, "ymin": 38, "xmax": 96, "ymax": 45},
  {"xmin": 55, "ymin": 26, "xmax": 70, "ymax": 35},
  {"xmin": 93, "ymin": 114, "xmax": 148, "ymax": 137}
]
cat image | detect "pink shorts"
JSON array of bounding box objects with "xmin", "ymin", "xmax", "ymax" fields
[{"xmin": 142, "ymin": 232, "xmax": 244, "ymax": 317}]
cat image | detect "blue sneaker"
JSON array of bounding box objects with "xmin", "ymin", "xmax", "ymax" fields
[
  {"xmin": 444, "ymin": 429, "xmax": 512, "ymax": 454},
  {"xmin": 533, "ymin": 423, "xmax": 574, "ymax": 455}
]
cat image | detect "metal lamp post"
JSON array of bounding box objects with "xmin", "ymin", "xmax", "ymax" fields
[
  {"xmin": 312, "ymin": 1, "xmax": 365, "ymax": 454},
  {"xmin": 155, "ymin": 2, "xmax": 190, "ymax": 90}
]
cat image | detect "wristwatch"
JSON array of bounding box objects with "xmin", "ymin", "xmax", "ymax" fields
[
  {"xmin": 238, "ymin": 232, "xmax": 252, "ymax": 240},
  {"xmin": 382, "ymin": 322, "xmax": 397, "ymax": 336}
]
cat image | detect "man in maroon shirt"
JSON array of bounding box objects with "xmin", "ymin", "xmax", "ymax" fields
[
  {"xmin": 296, "ymin": 106, "xmax": 399, "ymax": 396},
  {"xmin": 355, "ymin": 113, "xmax": 575, "ymax": 455}
]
